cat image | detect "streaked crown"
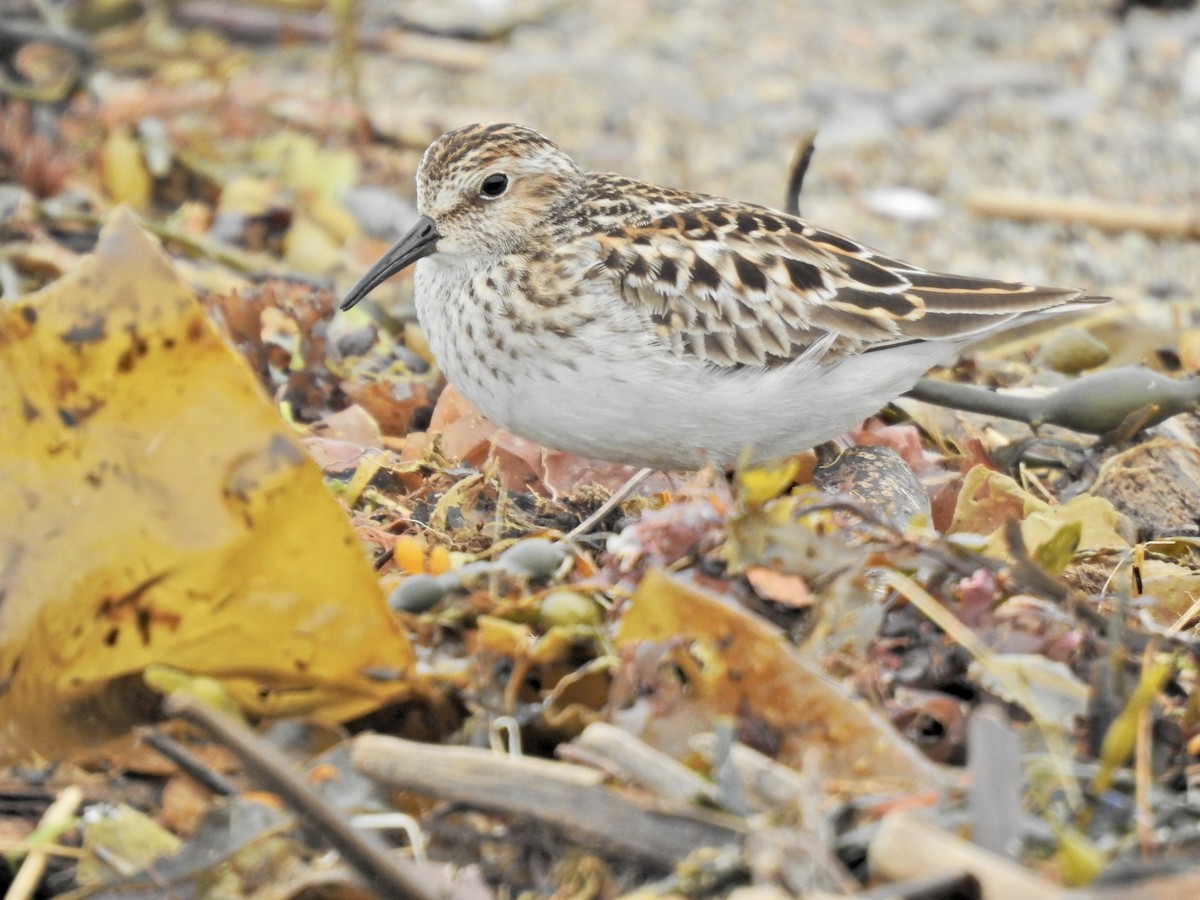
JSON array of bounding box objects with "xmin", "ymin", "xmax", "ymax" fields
[{"xmin": 415, "ymin": 123, "xmax": 585, "ymax": 257}]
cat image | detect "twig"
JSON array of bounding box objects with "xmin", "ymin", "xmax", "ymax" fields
[
  {"xmin": 562, "ymin": 466, "xmax": 653, "ymax": 541},
  {"xmin": 383, "ymin": 31, "xmax": 491, "ymax": 71},
  {"xmin": 4, "ymin": 785, "xmax": 84, "ymax": 900},
  {"xmin": 1135, "ymin": 643, "xmax": 1156, "ymax": 859},
  {"xmin": 0, "ymin": 841, "xmax": 82, "ymax": 859},
  {"xmin": 966, "ymin": 190, "xmax": 1200, "ymax": 240},
  {"xmin": 173, "ymin": 1, "xmax": 369, "ymax": 47},
  {"xmin": 137, "ymin": 726, "xmax": 239, "ymax": 796},
  {"xmin": 870, "ymin": 810, "xmax": 1065, "ymax": 899},
  {"xmin": 165, "ymin": 695, "xmax": 440, "ymax": 900},
  {"xmin": 689, "ymin": 733, "xmax": 809, "ymax": 814},
  {"xmin": 52, "ymin": 211, "xmax": 282, "ymax": 276},
  {"xmin": 559, "ymin": 721, "xmax": 719, "ymax": 807},
  {"xmin": 351, "ymin": 733, "xmax": 746, "ymax": 868}
]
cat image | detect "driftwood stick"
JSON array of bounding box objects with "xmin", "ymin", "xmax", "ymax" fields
[
  {"xmin": 351, "ymin": 734, "xmax": 745, "ymax": 867},
  {"xmin": 966, "ymin": 190, "xmax": 1200, "ymax": 240},
  {"xmin": 690, "ymin": 733, "xmax": 809, "ymax": 814},
  {"xmin": 870, "ymin": 810, "xmax": 1065, "ymax": 899},
  {"xmin": 871, "ymin": 808, "xmax": 1200, "ymax": 899},
  {"xmin": 560, "ymin": 721, "xmax": 720, "ymax": 806}
]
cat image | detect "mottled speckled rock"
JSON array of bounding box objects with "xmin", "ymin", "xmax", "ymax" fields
[{"xmin": 813, "ymin": 445, "xmax": 931, "ymax": 528}]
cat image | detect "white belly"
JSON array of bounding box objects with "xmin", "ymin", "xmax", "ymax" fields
[{"xmin": 468, "ymin": 343, "xmax": 957, "ymax": 470}]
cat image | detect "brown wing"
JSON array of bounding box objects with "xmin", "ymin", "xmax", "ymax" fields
[{"xmin": 591, "ymin": 202, "xmax": 1103, "ymax": 368}]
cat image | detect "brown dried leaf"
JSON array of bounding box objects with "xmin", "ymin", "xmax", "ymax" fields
[
  {"xmin": 615, "ymin": 569, "xmax": 943, "ymax": 791},
  {"xmin": 745, "ymin": 566, "xmax": 813, "ymax": 608}
]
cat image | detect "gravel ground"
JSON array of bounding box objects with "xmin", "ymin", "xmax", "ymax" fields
[{"xmin": 358, "ymin": 0, "xmax": 1200, "ymax": 307}]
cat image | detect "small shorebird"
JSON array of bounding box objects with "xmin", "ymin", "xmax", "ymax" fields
[{"xmin": 341, "ymin": 123, "xmax": 1104, "ymax": 471}]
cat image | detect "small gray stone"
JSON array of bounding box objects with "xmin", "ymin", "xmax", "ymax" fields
[
  {"xmin": 389, "ymin": 574, "xmax": 446, "ymax": 612},
  {"xmin": 498, "ymin": 537, "xmax": 567, "ymax": 579}
]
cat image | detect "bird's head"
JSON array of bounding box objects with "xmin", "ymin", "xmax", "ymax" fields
[{"xmin": 340, "ymin": 123, "xmax": 584, "ymax": 310}]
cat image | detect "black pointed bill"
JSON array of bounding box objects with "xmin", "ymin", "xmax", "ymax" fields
[{"xmin": 339, "ymin": 215, "xmax": 440, "ymax": 311}]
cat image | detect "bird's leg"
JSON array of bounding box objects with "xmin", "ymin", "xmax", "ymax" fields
[{"xmin": 562, "ymin": 467, "xmax": 655, "ymax": 542}]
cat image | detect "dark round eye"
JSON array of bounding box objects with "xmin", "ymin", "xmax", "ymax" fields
[{"xmin": 480, "ymin": 173, "xmax": 509, "ymax": 198}]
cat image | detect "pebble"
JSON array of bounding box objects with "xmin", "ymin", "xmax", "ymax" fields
[
  {"xmin": 538, "ymin": 590, "xmax": 601, "ymax": 628},
  {"xmin": 812, "ymin": 445, "xmax": 931, "ymax": 528},
  {"xmin": 389, "ymin": 574, "xmax": 446, "ymax": 613},
  {"xmin": 1035, "ymin": 327, "xmax": 1112, "ymax": 375},
  {"xmin": 388, "ymin": 538, "xmax": 570, "ymax": 612},
  {"xmin": 332, "ymin": 323, "xmax": 378, "ymax": 359},
  {"xmin": 498, "ymin": 537, "xmax": 567, "ymax": 579}
]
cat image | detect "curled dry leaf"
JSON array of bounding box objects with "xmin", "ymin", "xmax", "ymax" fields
[
  {"xmin": 407, "ymin": 384, "xmax": 667, "ymax": 496},
  {"xmin": 615, "ymin": 569, "xmax": 944, "ymax": 792},
  {"xmin": 889, "ymin": 688, "xmax": 970, "ymax": 765},
  {"xmin": 0, "ymin": 101, "xmax": 76, "ymax": 198},
  {"xmin": 340, "ymin": 378, "xmax": 432, "ymax": 439},
  {"xmin": 949, "ymin": 465, "xmax": 1131, "ymax": 560}
]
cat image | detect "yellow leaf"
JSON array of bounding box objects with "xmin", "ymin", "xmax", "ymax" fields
[
  {"xmin": 283, "ymin": 213, "xmax": 344, "ymax": 276},
  {"xmin": 0, "ymin": 209, "xmax": 414, "ymax": 760},
  {"xmin": 257, "ymin": 131, "xmax": 359, "ymax": 200},
  {"xmin": 735, "ymin": 456, "xmax": 799, "ymax": 506},
  {"xmin": 949, "ymin": 465, "xmax": 1129, "ymax": 560},
  {"xmin": 949, "ymin": 465, "xmax": 1046, "ymax": 537},
  {"xmin": 1056, "ymin": 825, "xmax": 1108, "ymax": 887},
  {"xmin": 1023, "ymin": 494, "xmax": 1130, "ymax": 557},
  {"xmin": 303, "ymin": 192, "xmax": 361, "ymax": 244},
  {"xmin": 217, "ymin": 176, "xmax": 277, "ymax": 217},
  {"xmin": 1139, "ymin": 557, "xmax": 1200, "ymax": 624},
  {"xmin": 1092, "ymin": 660, "xmax": 1172, "ymax": 794},
  {"xmin": 476, "ymin": 616, "xmax": 531, "ymax": 658},
  {"xmin": 1033, "ymin": 521, "xmax": 1082, "ymax": 575},
  {"xmin": 77, "ymin": 804, "xmax": 181, "ymax": 885},
  {"xmin": 100, "ymin": 127, "xmax": 151, "ymax": 209},
  {"xmin": 143, "ymin": 665, "xmax": 246, "ymax": 723}
]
